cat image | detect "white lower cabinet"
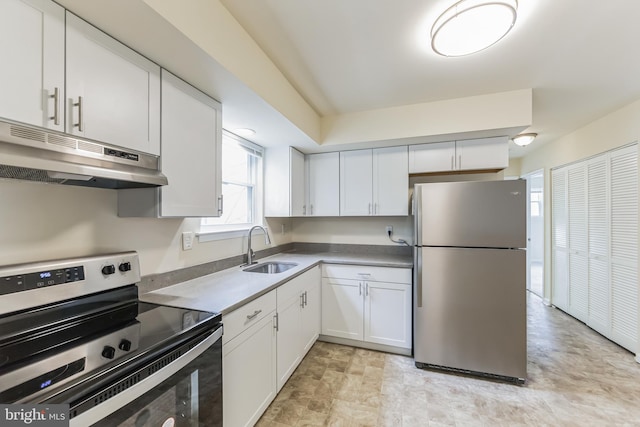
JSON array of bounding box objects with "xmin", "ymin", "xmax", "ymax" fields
[
  {"xmin": 276, "ymin": 266, "xmax": 321, "ymax": 390},
  {"xmin": 223, "ymin": 292, "xmax": 277, "ymax": 427},
  {"xmin": 321, "ymin": 264, "xmax": 412, "ymax": 351}
]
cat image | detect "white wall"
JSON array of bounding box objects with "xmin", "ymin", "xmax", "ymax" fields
[
  {"xmin": 292, "ymin": 216, "xmax": 413, "ymax": 246},
  {"xmin": 0, "ymin": 180, "xmax": 291, "ymax": 276},
  {"xmin": 520, "ymin": 98, "xmax": 640, "ymax": 301}
]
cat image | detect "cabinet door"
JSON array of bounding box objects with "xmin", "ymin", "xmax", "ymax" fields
[
  {"xmin": 364, "ymin": 281, "xmax": 412, "ymax": 349},
  {"xmin": 276, "ymin": 293, "xmax": 303, "ymax": 391},
  {"xmin": 66, "ymin": 12, "xmax": 160, "ymax": 155},
  {"xmin": 290, "ymin": 148, "xmax": 307, "ymax": 216},
  {"xmin": 373, "ymin": 146, "xmax": 409, "ymax": 215},
  {"xmin": 307, "ymin": 152, "xmax": 340, "ymax": 216},
  {"xmin": 340, "ymin": 149, "xmax": 373, "ymax": 216},
  {"xmin": 160, "ymin": 70, "xmax": 221, "ymax": 217},
  {"xmin": 321, "ymin": 278, "xmax": 363, "ymax": 340},
  {"xmin": 0, "ymin": 0, "xmax": 64, "ymax": 131},
  {"xmin": 408, "ymin": 141, "xmax": 455, "ymax": 174},
  {"xmin": 455, "ymin": 136, "xmax": 509, "ymax": 171},
  {"xmin": 301, "ymin": 267, "xmax": 321, "ymax": 354},
  {"xmin": 223, "ymin": 313, "xmax": 277, "ymax": 427}
]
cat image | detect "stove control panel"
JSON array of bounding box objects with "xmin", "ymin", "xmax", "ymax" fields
[{"xmin": 0, "ymin": 265, "xmax": 85, "ymax": 295}]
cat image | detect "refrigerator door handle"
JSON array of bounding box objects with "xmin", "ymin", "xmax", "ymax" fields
[
  {"xmin": 414, "ymin": 185, "xmax": 422, "ymax": 246},
  {"xmin": 415, "ymin": 247, "xmax": 423, "ymax": 308}
]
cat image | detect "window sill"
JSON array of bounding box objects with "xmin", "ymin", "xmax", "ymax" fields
[{"xmin": 197, "ymin": 225, "xmax": 265, "ymax": 243}]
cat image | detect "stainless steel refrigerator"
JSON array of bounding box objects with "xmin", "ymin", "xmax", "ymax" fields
[{"xmin": 413, "ymin": 180, "xmax": 527, "ymax": 383}]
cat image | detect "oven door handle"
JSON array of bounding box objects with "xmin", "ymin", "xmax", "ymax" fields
[{"xmin": 70, "ymin": 325, "xmax": 223, "ymax": 427}]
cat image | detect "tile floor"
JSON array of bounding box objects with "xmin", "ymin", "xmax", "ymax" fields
[{"xmin": 256, "ymin": 293, "xmax": 640, "ymax": 426}]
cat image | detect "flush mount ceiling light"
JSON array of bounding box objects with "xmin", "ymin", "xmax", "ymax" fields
[
  {"xmin": 512, "ymin": 133, "xmax": 537, "ymax": 146},
  {"xmin": 233, "ymin": 128, "xmax": 256, "ymax": 137},
  {"xmin": 431, "ymin": 0, "xmax": 518, "ymax": 57}
]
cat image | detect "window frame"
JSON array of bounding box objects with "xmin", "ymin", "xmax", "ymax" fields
[{"xmin": 198, "ymin": 131, "xmax": 264, "ymax": 242}]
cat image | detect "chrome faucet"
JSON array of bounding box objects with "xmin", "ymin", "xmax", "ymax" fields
[{"xmin": 246, "ymin": 225, "xmax": 271, "ymax": 265}]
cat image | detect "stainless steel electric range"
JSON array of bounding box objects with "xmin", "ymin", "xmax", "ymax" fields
[{"xmin": 0, "ymin": 252, "xmax": 223, "ymax": 427}]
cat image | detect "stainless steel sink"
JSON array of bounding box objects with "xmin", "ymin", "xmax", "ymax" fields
[{"xmin": 242, "ymin": 261, "xmax": 298, "ymax": 274}]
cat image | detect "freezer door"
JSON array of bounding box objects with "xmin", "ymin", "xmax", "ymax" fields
[
  {"xmin": 413, "ymin": 246, "xmax": 526, "ymax": 379},
  {"xmin": 414, "ymin": 180, "xmax": 526, "ymax": 248}
]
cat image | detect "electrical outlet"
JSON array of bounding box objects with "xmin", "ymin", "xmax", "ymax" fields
[
  {"xmin": 385, "ymin": 226, "xmax": 393, "ymax": 235},
  {"xmin": 182, "ymin": 231, "xmax": 194, "ymax": 251}
]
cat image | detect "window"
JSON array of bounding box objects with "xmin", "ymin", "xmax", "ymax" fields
[{"xmin": 200, "ymin": 131, "xmax": 263, "ymax": 237}]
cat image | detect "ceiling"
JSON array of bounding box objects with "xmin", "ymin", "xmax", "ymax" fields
[{"xmin": 219, "ymin": 0, "xmax": 640, "ymax": 157}]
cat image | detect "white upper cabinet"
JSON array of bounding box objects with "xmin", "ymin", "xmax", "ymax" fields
[
  {"xmin": 409, "ymin": 137, "xmax": 509, "ymax": 174},
  {"xmin": 340, "ymin": 147, "xmax": 408, "ymax": 216},
  {"xmin": 307, "ymin": 152, "xmax": 340, "ymax": 216},
  {"xmin": 65, "ymin": 12, "xmax": 160, "ymax": 155},
  {"xmin": 340, "ymin": 150, "xmax": 373, "ymax": 216},
  {"xmin": 264, "ymin": 147, "xmax": 306, "ymax": 217},
  {"xmin": 117, "ymin": 70, "xmax": 222, "ymax": 218},
  {"xmin": 0, "ymin": 0, "xmax": 65, "ymax": 131},
  {"xmin": 373, "ymin": 146, "xmax": 409, "ymax": 215}
]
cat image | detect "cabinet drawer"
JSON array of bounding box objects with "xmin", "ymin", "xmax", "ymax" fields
[
  {"xmin": 223, "ymin": 290, "xmax": 276, "ymax": 344},
  {"xmin": 322, "ymin": 264, "xmax": 412, "ymax": 284}
]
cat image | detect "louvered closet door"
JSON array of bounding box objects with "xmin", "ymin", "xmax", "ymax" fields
[
  {"xmin": 609, "ymin": 145, "xmax": 638, "ymax": 352},
  {"xmin": 567, "ymin": 165, "xmax": 589, "ymax": 323},
  {"xmin": 552, "ymin": 168, "xmax": 569, "ymax": 311},
  {"xmin": 587, "ymin": 156, "xmax": 610, "ymax": 335}
]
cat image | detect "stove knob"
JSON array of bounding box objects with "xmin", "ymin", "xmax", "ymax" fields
[
  {"xmin": 119, "ymin": 339, "xmax": 132, "ymax": 352},
  {"xmin": 118, "ymin": 262, "xmax": 132, "ymax": 272},
  {"xmin": 102, "ymin": 346, "xmax": 116, "ymax": 359},
  {"xmin": 101, "ymin": 265, "xmax": 116, "ymax": 276}
]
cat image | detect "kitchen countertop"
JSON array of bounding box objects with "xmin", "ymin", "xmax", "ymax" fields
[{"xmin": 140, "ymin": 251, "xmax": 413, "ymax": 316}]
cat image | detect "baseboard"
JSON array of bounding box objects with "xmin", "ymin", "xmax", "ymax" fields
[{"xmin": 318, "ymin": 335, "xmax": 412, "ymax": 356}]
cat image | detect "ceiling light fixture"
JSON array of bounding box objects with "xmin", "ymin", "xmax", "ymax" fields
[
  {"xmin": 233, "ymin": 128, "xmax": 256, "ymax": 137},
  {"xmin": 512, "ymin": 133, "xmax": 537, "ymax": 146},
  {"xmin": 431, "ymin": 0, "xmax": 518, "ymax": 57}
]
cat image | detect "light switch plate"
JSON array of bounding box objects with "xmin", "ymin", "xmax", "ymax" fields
[{"xmin": 182, "ymin": 231, "xmax": 194, "ymax": 250}]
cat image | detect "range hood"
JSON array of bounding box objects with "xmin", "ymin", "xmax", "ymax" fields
[{"xmin": 0, "ymin": 120, "xmax": 167, "ymax": 189}]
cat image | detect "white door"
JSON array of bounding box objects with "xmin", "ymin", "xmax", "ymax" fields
[
  {"xmin": 455, "ymin": 136, "xmax": 509, "ymax": 171},
  {"xmin": 373, "ymin": 146, "xmax": 409, "ymax": 215},
  {"xmin": 276, "ymin": 294, "xmax": 302, "ymax": 391},
  {"xmin": 609, "ymin": 145, "xmax": 638, "ymax": 352},
  {"xmin": 307, "ymin": 152, "xmax": 340, "ymax": 216},
  {"xmin": 0, "ymin": 0, "xmax": 64, "ymax": 131},
  {"xmin": 525, "ymin": 170, "xmax": 544, "ymax": 297},
  {"xmin": 223, "ymin": 313, "xmax": 277, "ymax": 427},
  {"xmin": 586, "ymin": 156, "xmax": 610, "ymax": 336},
  {"xmin": 290, "ymin": 148, "xmax": 306, "ymax": 216},
  {"xmin": 408, "ymin": 141, "xmax": 455, "ymax": 173},
  {"xmin": 301, "ymin": 275, "xmax": 321, "ymax": 354},
  {"xmin": 364, "ymin": 281, "xmax": 412, "ymax": 349},
  {"xmin": 321, "ymin": 278, "xmax": 363, "ymax": 340},
  {"xmin": 567, "ymin": 164, "xmax": 589, "ymax": 323},
  {"xmin": 340, "ymin": 149, "xmax": 373, "ymax": 216},
  {"xmin": 160, "ymin": 70, "xmax": 221, "ymax": 217},
  {"xmin": 552, "ymin": 168, "xmax": 569, "ymax": 310},
  {"xmin": 66, "ymin": 12, "xmax": 160, "ymax": 155}
]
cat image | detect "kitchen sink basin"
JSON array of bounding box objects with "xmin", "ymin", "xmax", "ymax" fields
[{"xmin": 242, "ymin": 261, "xmax": 298, "ymax": 274}]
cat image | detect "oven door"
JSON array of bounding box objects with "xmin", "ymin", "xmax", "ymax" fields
[{"xmin": 69, "ymin": 325, "xmax": 222, "ymax": 427}]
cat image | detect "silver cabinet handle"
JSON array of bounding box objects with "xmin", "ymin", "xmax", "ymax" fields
[
  {"xmin": 359, "ymin": 282, "xmax": 362, "ymax": 296},
  {"xmin": 49, "ymin": 87, "xmax": 60, "ymax": 125},
  {"xmin": 368, "ymin": 203, "xmax": 372, "ymax": 215},
  {"xmin": 303, "ymin": 291, "xmax": 308, "ymax": 307},
  {"xmin": 217, "ymin": 195, "xmax": 224, "ymax": 215},
  {"xmin": 273, "ymin": 312, "xmax": 279, "ymax": 331},
  {"xmin": 303, "ymin": 205, "xmax": 306, "ymax": 215},
  {"xmin": 374, "ymin": 203, "xmax": 378, "ymax": 215},
  {"xmin": 458, "ymin": 155, "xmax": 462, "ymax": 170},
  {"xmin": 365, "ymin": 283, "xmax": 369, "ymax": 297},
  {"xmin": 310, "ymin": 204, "xmax": 314, "ymax": 215},
  {"xmin": 451, "ymin": 155, "xmax": 454, "ymax": 170},
  {"xmin": 300, "ymin": 293, "xmax": 305, "ymax": 308},
  {"xmin": 73, "ymin": 96, "xmax": 84, "ymax": 131},
  {"xmin": 357, "ymin": 273, "xmax": 371, "ymax": 278},
  {"xmin": 246, "ymin": 309, "xmax": 262, "ymax": 320}
]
